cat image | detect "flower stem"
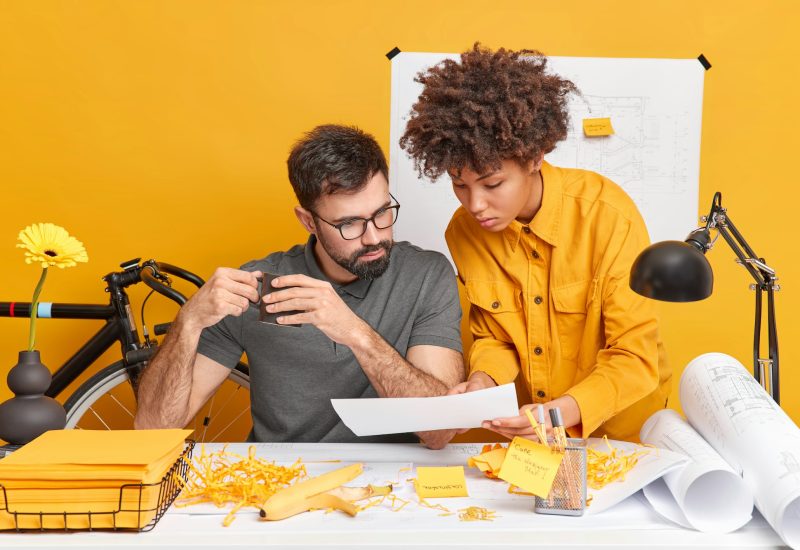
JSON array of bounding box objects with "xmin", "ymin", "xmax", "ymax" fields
[{"xmin": 28, "ymin": 267, "xmax": 48, "ymax": 352}]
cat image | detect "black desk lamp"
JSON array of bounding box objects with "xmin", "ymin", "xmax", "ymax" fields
[{"xmin": 629, "ymin": 192, "xmax": 781, "ymax": 403}]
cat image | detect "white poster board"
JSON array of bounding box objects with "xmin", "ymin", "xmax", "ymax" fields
[{"xmin": 389, "ymin": 52, "xmax": 705, "ymax": 265}]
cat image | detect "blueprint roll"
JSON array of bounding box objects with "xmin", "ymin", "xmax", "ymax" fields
[
  {"xmin": 640, "ymin": 408, "xmax": 753, "ymax": 533},
  {"xmin": 679, "ymin": 352, "xmax": 800, "ymax": 548}
]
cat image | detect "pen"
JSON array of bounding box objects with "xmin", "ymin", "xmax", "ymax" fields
[
  {"xmin": 549, "ymin": 406, "xmax": 580, "ymax": 509},
  {"xmin": 537, "ymin": 405, "xmax": 547, "ymax": 446},
  {"xmin": 548, "ymin": 407, "xmax": 567, "ymax": 451},
  {"xmin": 524, "ymin": 408, "xmax": 547, "ymax": 446}
]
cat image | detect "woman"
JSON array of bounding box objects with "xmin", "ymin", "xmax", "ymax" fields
[{"xmin": 399, "ymin": 44, "xmax": 671, "ymax": 442}]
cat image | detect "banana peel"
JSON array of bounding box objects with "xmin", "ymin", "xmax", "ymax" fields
[
  {"xmin": 259, "ymin": 463, "xmax": 392, "ymax": 521},
  {"xmin": 326, "ymin": 484, "xmax": 392, "ymax": 502}
]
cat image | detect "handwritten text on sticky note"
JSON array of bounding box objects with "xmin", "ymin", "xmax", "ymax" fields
[
  {"xmin": 415, "ymin": 466, "xmax": 468, "ymax": 498},
  {"xmin": 582, "ymin": 117, "xmax": 614, "ymax": 136},
  {"xmin": 497, "ymin": 437, "xmax": 564, "ymax": 497}
]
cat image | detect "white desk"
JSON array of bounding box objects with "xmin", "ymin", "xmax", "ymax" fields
[{"xmin": 0, "ymin": 443, "xmax": 789, "ymax": 549}]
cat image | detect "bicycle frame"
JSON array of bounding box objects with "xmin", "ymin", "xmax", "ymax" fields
[
  {"xmin": 0, "ymin": 302, "xmax": 138, "ymax": 398},
  {"xmin": 1, "ymin": 258, "xmax": 203, "ymax": 400}
]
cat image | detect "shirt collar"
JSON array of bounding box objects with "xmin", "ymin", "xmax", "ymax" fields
[
  {"xmin": 502, "ymin": 160, "xmax": 563, "ymax": 251},
  {"xmin": 303, "ymin": 235, "xmax": 372, "ymax": 299}
]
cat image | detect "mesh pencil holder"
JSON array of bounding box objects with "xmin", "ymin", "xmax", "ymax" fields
[{"xmin": 534, "ymin": 438, "xmax": 586, "ymax": 516}]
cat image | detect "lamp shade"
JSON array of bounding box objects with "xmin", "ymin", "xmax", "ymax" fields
[{"xmin": 629, "ymin": 240, "xmax": 714, "ymax": 302}]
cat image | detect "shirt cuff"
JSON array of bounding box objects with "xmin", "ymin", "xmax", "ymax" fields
[
  {"xmin": 408, "ymin": 334, "xmax": 463, "ymax": 353},
  {"xmin": 564, "ymin": 375, "xmax": 616, "ymax": 438},
  {"xmin": 468, "ymin": 342, "xmax": 520, "ymax": 386}
]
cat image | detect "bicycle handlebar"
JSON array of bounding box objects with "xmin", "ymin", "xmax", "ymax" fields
[
  {"xmin": 140, "ymin": 265, "xmax": 189, "ymax": 305},
  {"xmin": 128, "ymin": 260, "xmax": 205, "ymax": 307},
  {"xmin": 155, "ymin": 262, "xmax": 205, "ymax": 289},
  {"xmin": 125, "ymin": 346, "xmax": 157, "ymax": 364}
]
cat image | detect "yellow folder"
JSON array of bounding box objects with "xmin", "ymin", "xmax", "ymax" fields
[{"xmin": 0, "ymin": 429, "xmax": 191, "ymax": 530}]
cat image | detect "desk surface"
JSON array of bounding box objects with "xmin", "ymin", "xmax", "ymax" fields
[{"xmin": 0, "ymin": 442, "xmax": 789, "ymax": 549}]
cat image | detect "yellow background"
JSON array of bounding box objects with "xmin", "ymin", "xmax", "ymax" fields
[{"xmin": 1, "ymin": 1, "xmax": 798, "ymax": 439}]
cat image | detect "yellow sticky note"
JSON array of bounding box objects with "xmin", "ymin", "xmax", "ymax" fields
[
  {"xmin": 582, "ymin": 117, "xmax": 614, "ymax": 136},
  {"xmin": 415, "ymin": 466, "xmax": 468, "ymax": 498},
  {"xmin": 497, "ymin": 437, "xmax": 564, "ymax": 497}
]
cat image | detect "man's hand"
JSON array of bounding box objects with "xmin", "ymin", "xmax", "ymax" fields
[
  {"xmin": 263, "ymin": 274, "xmax": 368, "ymax": 346},
  {"xmin": 448, "ymin": 371, "xmax": 497, "ymax": 397},
  {"xmin": 444, "ymin": 371, "xmax": 498, "ymax": 435},
  {"xmin": 178, "ymin": 268, "xmax": 261, "ymax": 335}
]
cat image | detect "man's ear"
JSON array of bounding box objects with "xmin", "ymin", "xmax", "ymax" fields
[{"xmin": 294, "ymin": 206, "xmax": 316, "ymax": 234}]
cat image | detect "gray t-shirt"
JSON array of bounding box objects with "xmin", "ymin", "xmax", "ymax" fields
[{"xmin": 197, "ymin": 236, "xmax": 462, "ymax": 443}]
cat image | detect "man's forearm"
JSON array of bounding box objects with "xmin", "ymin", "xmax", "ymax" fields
[
  {"xmin": 348, "ymin": 324, "xmax": 449, "ymax": 398},
  {"xmin": 134, "ymin": 317, "xmax": 200, "ymax": 429},
  {"xmin": 349, "ymin": 326, "xmax": 461, "ymax": 449}
]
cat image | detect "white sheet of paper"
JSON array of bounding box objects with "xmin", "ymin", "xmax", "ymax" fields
[
  {"xmin": 330, "ymin": 383, "xmax": 519, "ymax": 436},
  {"xmin": 584, "ymin": 438, "xmax": 688, "ymax": 515},
  {"xmin": 640, "ymin": 408, "xmax": 753, "ymax": 533}
]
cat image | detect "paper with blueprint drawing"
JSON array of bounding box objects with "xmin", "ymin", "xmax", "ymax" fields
[
  {"xmin": 640, "ymin": 408, "xmax": 753, "ymax": 533},
  {"xmin": 673, "ymin": 353, "xmax": 800, "ymax": 547},
  {"xmin": 389, "ymin": 52, "xmax": 704, "ymax": 265}
]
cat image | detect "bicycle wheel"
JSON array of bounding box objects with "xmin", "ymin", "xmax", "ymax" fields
[{"xmin": 63, "ymin": 361, "xmax": 252, "ymax": 442}]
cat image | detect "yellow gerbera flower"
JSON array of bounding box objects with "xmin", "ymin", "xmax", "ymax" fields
[{"xmin": 16, "ymin": 223, "xmax": 89, "ymax": 269}]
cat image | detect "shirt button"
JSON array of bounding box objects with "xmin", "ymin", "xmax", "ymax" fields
[
  {"xmin": 534, "ymin": 346, "xmax": 543, "ymax": 355},
  {"xmin": 532, "ymin": 251, "xmax": 540, "ymax": 259},
  {"xmin": 523, "ymin": 226, "xmax": 531, "ymax": 234},
  {"xmin": 491, "ymin": 301, "xmax": 500, "ymax": 309},
  {"xmin": 534, "ymin": 295, "xmax": 543, "ymax": 305},
  {"xmin": 536, "ymin": 390, "xmax": 546, "ymax": 398}
]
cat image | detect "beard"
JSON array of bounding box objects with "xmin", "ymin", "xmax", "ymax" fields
[{"xmin": 317, "ymin": 232, "xmax": 393, "ymax": 280}]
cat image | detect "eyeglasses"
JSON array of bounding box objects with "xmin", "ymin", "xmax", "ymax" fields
[{"xmin": 312, "ymin": 195, "xmax": 401, "ymax": 240}]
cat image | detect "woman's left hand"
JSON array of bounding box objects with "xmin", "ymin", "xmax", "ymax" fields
[{"xmin": 482, "ymin": 395, "xmax": 581, "ymax": 441}]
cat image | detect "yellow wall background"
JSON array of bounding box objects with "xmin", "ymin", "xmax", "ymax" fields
[{"xmin": 1, "ymin": 1, "xmax": 798, "ymax": 439}]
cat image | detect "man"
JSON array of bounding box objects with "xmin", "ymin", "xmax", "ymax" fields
[{"xmin": 135, "ymin": 124, "xmax": 465, "ymax": 449}]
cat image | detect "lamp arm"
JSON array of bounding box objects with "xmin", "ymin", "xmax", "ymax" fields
[
  {"xmin": 705, "ymin": 192, "xmax": 776, "ymax": 286},
  {"xmin": 704, "ymin": 192, "xmax": 780, "ymax": 404},
  {"xmin": 713, "ymin": 221, "xmax": 769, "ymax": 287},
  {"xmin": 767, "ymin": 285, "xmax": 780, "ymax": 403}
]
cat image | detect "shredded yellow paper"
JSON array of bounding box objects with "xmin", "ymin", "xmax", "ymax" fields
[
  {"xmin": 355, "ymin": 493, "xmax": 410, "ymax": 514},
  {"xmin": 458, "ymin": 506, "xmax": 497, "ymax": 522},
  {"xmin": 507, "ymin": 484, "xmax": 533, "ymax": 496},
  {"xmin": 174, "ymin": 444, "xmax": 306, "ymax": 526},
  {"xmin": 467, "ymin": 443, "xmax": 507, "ymax": 479},
  {"xmin": 586, "ymin": 436, "xmax": 648, "ymax": 490}
]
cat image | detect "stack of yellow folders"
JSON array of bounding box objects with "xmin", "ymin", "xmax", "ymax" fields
[{"xmin": 0, "ymin": 429, "xmax": 191, "ymax": 530}]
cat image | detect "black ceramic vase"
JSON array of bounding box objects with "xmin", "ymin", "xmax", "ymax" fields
[{"xmin": 0, "ymin": 350, "xmax": 66, "ymax": 445}]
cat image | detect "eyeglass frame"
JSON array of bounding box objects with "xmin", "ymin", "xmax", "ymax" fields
[{"xmin": 310, "ymin": 193, "xmax": 401, "ymax": 240}]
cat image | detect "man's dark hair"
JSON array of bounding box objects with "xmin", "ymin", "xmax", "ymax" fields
[
  {"xmin": 399, "ymin": 43, "xmax": 579, "ymax": 179},
  {"xmin": 287, "ymin": 124, "xmax": 389, "ymax": 210}
]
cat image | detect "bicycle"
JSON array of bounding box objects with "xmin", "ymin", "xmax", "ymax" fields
[{"xmin": 0, "ymin": 258, "xmax": 251, "ymax": 443}]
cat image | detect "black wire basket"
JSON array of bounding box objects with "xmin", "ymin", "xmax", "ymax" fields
[{"xmin": 0, "ymin": 439, "xmax": 194, "ymax": 532}]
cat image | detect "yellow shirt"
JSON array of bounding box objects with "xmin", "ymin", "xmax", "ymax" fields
[{"xmin": 445, "ymin": 161, "xmax": 671, "ymax": 441}]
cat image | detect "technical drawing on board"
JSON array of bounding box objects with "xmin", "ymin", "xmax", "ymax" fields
[{"xmin": 389, "ymin": 52, "xmax": 705, "ymax": 265}]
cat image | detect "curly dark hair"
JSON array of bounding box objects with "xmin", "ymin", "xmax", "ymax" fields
[{"xmin": 399, "ymin": 43, "xmax": 579, "ymax": 180}]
